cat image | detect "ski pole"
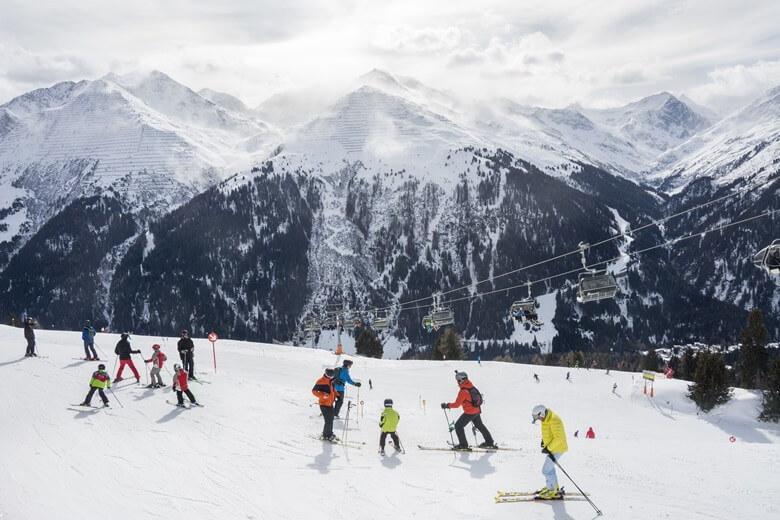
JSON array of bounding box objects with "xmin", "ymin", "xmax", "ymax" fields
[
  {"xmin": 137, "ymin": 352, "xmax": 149, "ymax": 386},
  {"xmin": 343, "ymin": 400, "xmax": 353, "ymax": 442},
  {"xmin": 94, "ymin": 342, "xmax": 107, "ymax": 358},
  {"xmin": 472, "ymin": 425, "xmax": 479, "ymax": 446},
  {"xmin": 549, "ymin": 455, "xmax": 603, "ymax": 516},
  {"xmin": 108, "ymin": 387, "xmax": 124, "ymax": 408},
  {"xmin": 112, "ymin": 354, "xmax": 118, "ymax": 374},
  {"xmin": 443, "ymin": 408, "xmax": 455, "ymax": 447}
]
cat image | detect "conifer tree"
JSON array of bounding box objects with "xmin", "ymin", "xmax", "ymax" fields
[
  {"xmin": 759, "ymin": 356, "xmax": 780, "ymax": 422},
  {"xmin": 435, "ymin": 328, "xmax": 464, "ymax": 361},
  {"xmin": 680, "ymin": 347, "xmax": 697, "ymax": 381},
  {"xmin": 355, "ymin": 329, "xmax": 383, "ymax": 359},
  {"xmin": 642, "ymin": 348, "xmax": 660, "ymax": 371},
  {"xmin": 687, "ymin": 350, "xmax": 732, "ymax": 412},
  {"xmin": 738, "ymin": 309, "xmax": 770, "ymax": 389}
]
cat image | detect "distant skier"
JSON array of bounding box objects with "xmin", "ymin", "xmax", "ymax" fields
[
  {"xmin": 586, "ymin": 427, "xmax": 595, "ymax": 439},
  {"xmin": 477, "ymin": 355, "xmax": 482, "ymax": 366},
  {"xmin": 369, "ymin": 378, "xmax": 373, "ymax": 390},
  {"xmin": 574, "ymin": 430, "xmax": 579, "ymax": 438},
  {"xmin": 82, "ymin": 320, "xmax": 98, "ymax": 360},
  {"xmin": 333, "ymin": 359, "xmax": 361, "ymax": 418},
  {"xmin": 23, "ymin": 318, "xmax": 37, "ymax": 357},
  {"xmin": 172, "ymin": 363, "xmax": 199, "ymax": 407},
  {"xmin": 533, "ymin": 373, "xmax": 540, "ymax": 382},
  {"xmin": 379, "ymin": 398, "xmax": 401, "ymax": 455},
  {"xmin": 531, "ymin": 404, "xmax": 568, "ymax": 499},
  {"xmin": 178, "ymin": 330, "xmax": 196, "ymax": 380},
  {"xmin": 441, "ymin": 371, "xmax": 497, "ymax": 450},
  {"xmin": 612, "ymin": 383, "xmax": 617, "ymax": 394},
  {"xmin": 114, "ymin": 333, "xmax": 141, "ymax": 383},
  {"xmin": 79, "ymin": 364, "xmax": 111, "ymax": 407},
  {"xmin": 312, "ymin": 368, "xmax": 337, "ymax": 441},
  {"xmin": 566, "ymin": 372, "xmax": 570, "ymax": 381},
  {"xmin": 144, "ymin": 344, "xmax": 167, "ymax": 388}
]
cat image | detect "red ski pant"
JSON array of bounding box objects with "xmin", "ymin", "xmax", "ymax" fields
[{"xmin": 116, "ymin": 359, "xmax": 140, "ymax": 379}]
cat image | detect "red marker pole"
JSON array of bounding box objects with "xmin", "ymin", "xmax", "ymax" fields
[{"xmin": 208, "ymin": 332, "xmax": 219, "ymax": 373}]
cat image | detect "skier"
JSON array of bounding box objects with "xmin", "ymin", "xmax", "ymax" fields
[
  {"xmin": 566, "ymin": 371, "xmax": 570, "ymax": 381},
  {"xmin": 312, "ymin": 368, "xmax": 337, "ymax": 441},
  {"xmin": 531, "ymin": 404, "xmax": 568, "ymax": 499},
  {"xmin": 82, "ymin": 320, "xmax": 98, "ymax": 360},
  {"xmin": 177, "ymin": 330, "xmax": 196, "ymax": 380},
  {"xmin": 477, "ymin": 355, "xmax": 481, "ymax": 366},
  {"xmin": 441, "ymin": 371, "xmax": 497, "ymax": 450},
  {"xmin": 333, "ymin": 359, "xmax": 361, "ymax": 418},
  {"xmin": 369, "ymin": 379, "xmax": 373, "ymax": 390},
  {"xmin": 79, "ymin": 363, "xmax": 111, "ymax": 407},
  {"xmin": 612, "ymin": 383, "xmax": 617, "ymax": 394},
  {"xmin": 114, "ymin": 333, "xmax": 141, "ymax": 383},
  {"xmin": 23, "ymin": 317, "xmax": 37, "ymax": 357},
  {"xmin": 534, "ymin": 373, "xmax": 540, "ymax": 382},
  {"xmin": 144, "ymin": 344, "xmax": 167, "ymax": 388},
  {"xmin": 172, "ymin": 363, "xmax": 199, "ymax": 407},
  {"xmin": 379, "ymin": 398, "xmax": 401, "ymax": 455},
  {"xmin": 586, "ymin": 427, "xmax": 595, "ymax": 439}
]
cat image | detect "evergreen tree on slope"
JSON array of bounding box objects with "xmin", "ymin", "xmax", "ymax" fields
[
  {"xmin": 738, "ymin": 308, "xmax": 770, "ymax": 389},
  {"xmin": 688, "ymin": 350, "xmax": 732, "ymax": 413},
  {"xmin": 759, "ymin": 356, "xmax": 780, "ymax": 423}
]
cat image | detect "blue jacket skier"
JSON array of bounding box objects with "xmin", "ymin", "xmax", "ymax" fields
[
  {"xmin": 82, "ymin": 321, "xmax": 98, "ymax": 360},
  {"xmin": 333, "ymin": 359, "xmax": 361, "ymax": 417}
]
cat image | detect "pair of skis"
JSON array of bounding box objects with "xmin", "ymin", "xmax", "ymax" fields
[
  {"xmin": 495, "ymin": 489, "xmax": 589, "ymax": 503},
  {"xmin": 309, "ymin": 434, "xmax": 365, "ymax": 448},
  {"xmin": 417, "ymin": 444, "xmax": 521, "ymax": 453},
  {"xmin": 165, "ymin": 400, "xmax": 204, "ymax": 409}
]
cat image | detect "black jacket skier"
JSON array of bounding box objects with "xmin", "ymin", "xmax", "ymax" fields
[
  {"xmin": 114, "ymin": 335, "xmax": 137, "ymax": 359},
  {"xmin": 177, "ymin": 330, "xmax": 196, "ymax": 379},
  {"xmin": 24, "ymin": 319, "xmax": 36, "ymax": 357}
]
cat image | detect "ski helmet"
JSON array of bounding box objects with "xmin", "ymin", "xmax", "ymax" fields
[
  {"xmin": 181, "ymin": 330, "xmax": 189, "ymax": 336},
  {"xmin": 121, "ymin": 332, "xmax": 129, "ymax": 339},
  {"xmin": 85, "ymin": 320, "xmax": 91, "ymax": 325},
  {"xmin": 152, "ymin": 344, "xmax": 160, "ymax": 350},
  {"xmin": 343, "ymin": 359, "xmax": 353, "ymax": 367},
  {"xmin": 455, "ymin": 371, "xmax": 468, "ymax": 383},
  {"xmin": 531, "ymin": 404, "xmax": 547, "ymax": 423},
  {"xmin": 98, "ymin": 364, "xmax": 106, "ymax": 370},
  {"xmin": 174, "ymin": 363, "xmax": 181, "ymax": 371},
  {"xmin": 324, "ymin": 368, "xmax": 336, "ymax": 379},
  {"xmin": 384, "ymin": 398, "xmax": 393, "ymax": 407}
]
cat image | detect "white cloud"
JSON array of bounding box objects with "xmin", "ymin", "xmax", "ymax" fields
[
  {"xmin": 371, "ymin": 26, "xmax": 465, "ymax": 54},
  {"xmin": 687, "ymin": 60, "xmax": 780, "ymax": 112}
]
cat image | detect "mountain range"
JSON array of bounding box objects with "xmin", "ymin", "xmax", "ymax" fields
[{"xmin": 0, "ymin": 69, "xmax": 777, "ymax": 357}]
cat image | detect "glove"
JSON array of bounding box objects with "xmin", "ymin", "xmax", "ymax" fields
[
  {"xmin": 144, "ymin": 360, "xmax": 150, "ymax": 363},
  {"xmin": 354, "ymin": 382, "xmax": 361, "ymax": 387},
  {"xmin": 441, "ymin": 403, "xmax": 448, "ymax": 409},
  {"xmin": 134, "ymin": 350, "xmax": 141, "ymax": 354},
  {"xmin": 541, "ymin": 446, "xmax": 551, "ymax": 455}
]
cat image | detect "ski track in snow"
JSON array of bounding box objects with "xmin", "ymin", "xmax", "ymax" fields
[{"xmin": 1, "ymin": 325, "xmax": 779, "ymax": 520}]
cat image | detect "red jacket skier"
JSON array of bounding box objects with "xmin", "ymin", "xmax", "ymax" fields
[
  {"xmin": 441, "ymin": 371, "xmax": 497, "ymax": 450},
  {"xmin": 586, "ymin": 427, "xmax": 595, "ymax": 439},
  {"xmin": 172, "ymin": 363, "xmax": 199, "ymax": 407}
]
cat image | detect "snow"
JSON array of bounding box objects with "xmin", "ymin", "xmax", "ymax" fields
[{"xmin": 2, "ymin": 324, "xmax": 777, "ymax": 520}]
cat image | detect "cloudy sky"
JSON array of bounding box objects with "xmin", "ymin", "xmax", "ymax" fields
[{"xmin": 1, "ymin": 0, "xmax": 778, "ymax": 111}]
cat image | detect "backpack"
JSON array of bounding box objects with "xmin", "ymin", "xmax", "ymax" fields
[
  {"xmin": 333, "ymin": 367, "xmax": 344, "ymax": 386},
  {"xmin": 468, "ymin": 387, "xmax": 483, "ymax": 408}
]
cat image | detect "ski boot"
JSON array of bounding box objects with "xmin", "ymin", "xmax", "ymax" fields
[
  {"xmin": 478, "ymin": 442, "xmax": 498, "ymax": 449},
  {"xmin": 537, "ymin": 485, "xmax": 560, "ymax": 500},
  {"xmin": 451, "ymin": 444, "xmax": 472, "ymax": 452},
  {"xmin": 175, "ymin": 403, "xmax": 186, "ymax": 408},
  {"xmin": 135, "ymin": 377, "xmax": 140, "ymax": 383},
  {"xmin": 79, "ymin": 402, "xmax": 90, "ymax": 407},
  {"xmin": 114, "ymin": 377, "xmax": 124, "ymax": 382}
]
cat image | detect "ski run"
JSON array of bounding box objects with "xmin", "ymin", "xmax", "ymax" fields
[{"xmin": 1, "ymin": 324, "xmax": 778, "ymax": 519}]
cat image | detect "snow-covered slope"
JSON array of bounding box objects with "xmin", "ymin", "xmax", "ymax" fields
[{"xmin": 1, "ymin": 324, "xmax": 777, "ymax": 520}]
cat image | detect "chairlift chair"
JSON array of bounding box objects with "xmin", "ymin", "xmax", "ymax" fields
[
  {"xmin": 342, "ymin": 317, "xmax": 356, "ymax": 329},
  {"xmin": 753, "ymin": 239, "xmax": 780, "ymax": 277},
  {"xmin": 430, "ymin": 308, "xmax": 455, "ymax": 328},
  {"xmin": 372, "ymin": 309, "xmax": 390, "ymax": 331},
  {"xmin": 510, "ymin": 282, "xmax": 541, "ymax": 324},
  {"xmin": 576, "ymin": 271, "xmax": 618, "ymax": 303},
  {"xmin": 321, "ymin": 317, "xmax": 337, "ymax": 330}
]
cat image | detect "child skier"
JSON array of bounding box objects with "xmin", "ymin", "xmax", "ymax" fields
[
  {"xmin": 441, "ymin": 371, "xmax": 497, "ymax": 450},
  {"xmin": 79, "ymin": 364, "xmax": 111, "ymax": 407},
  {"xmin": 144, "ymin": 344, "xmax": 167, "ymax": 388},
  {"xmin": 172, "ymin": 363, "xmax": 199, "ymax": 407},
  {"xmin": 379, "ymin": 398, "xmax": 401, "ymax": 454},
  {"xmin": 531, "ymin": 404, "xmax": 569, "ymax": 499},
  {"xmin": 333, "ymin": 359, "xmax": 361, "ymax": 418},
  {"xmin": 312, "ymin": 368, "xmax": 337, "ymax": 441}
]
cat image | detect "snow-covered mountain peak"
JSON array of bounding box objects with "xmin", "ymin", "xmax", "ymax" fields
[{"xmin": 199, "ymin": 88, "xmax": 250, "ymax": 114}]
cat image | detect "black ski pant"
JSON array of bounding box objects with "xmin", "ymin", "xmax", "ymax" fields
[
  {"xmin": 320, "ymin": 405, "xmax": 335, "ymax": 437},
  {"xmin": 85, "ymin": 386, "xmax": 109, "ymax": 405},
  {"xmin": 176, "ymin": 389, "xmax": 197, "ymax": 405},
  {"xmin": 83, "ymin": 341, "xmax": 98, "ymax": 358},
  {"xmin": 25, "ymin": 338, "xmax": 35, "ymax": 356},
  {"xmin": 454, "ymin": 412, "xmax": 494, "ymax": 447},
  {"xmin": 380, "ymin": 431, "xmax": 400, "ymax": 450},
  {"xmin": 180, "ymin": 351, "xmax": 195, "ymax": 378},
  {"xmin": 333, "ymin": 390, "xmax": 346, "ymax": 416}
]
